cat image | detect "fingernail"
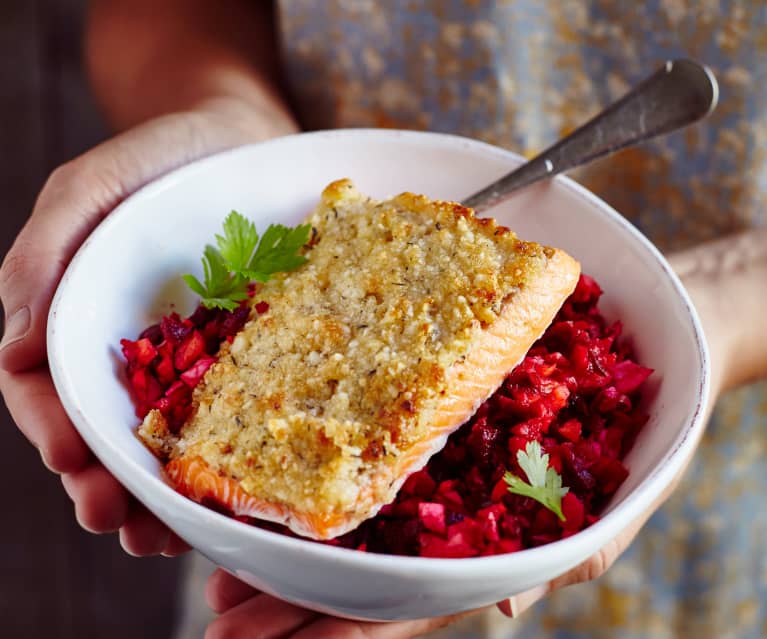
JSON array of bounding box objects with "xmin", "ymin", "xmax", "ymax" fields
[
  {"xmin": 508, "ymin": 584, "xmax": 548, "ymax": 618},
  {"xmin": 1, "ymin": 306, "xmax": 30, "ymax": 350}
]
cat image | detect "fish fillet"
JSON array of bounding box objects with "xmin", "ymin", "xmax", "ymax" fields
[{"xmin": 146, "ymin": 179, "xmax": 581, "ymax": 539}]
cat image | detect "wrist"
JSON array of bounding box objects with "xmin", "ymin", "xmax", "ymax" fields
[
  {"xmin": 86, "ymin": 0, "xmax": 298, "ymax": 136},
  {"xmin": 669, "ymin": 230, "xmax": 767, "ymax": 397},
  {"xmin": 190, "ymin": 93, "xmax": 300, "ymax": 142}
]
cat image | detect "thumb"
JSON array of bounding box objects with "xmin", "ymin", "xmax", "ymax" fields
[
  {"xmin": 0, "ymin": 109, "xmax": 261, "ymax": 372},
  {"xmin": 0, "ymin": 160, "xmax": 105, "ymax": 371}
]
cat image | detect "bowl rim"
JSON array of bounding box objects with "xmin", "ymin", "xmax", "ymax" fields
[{"xmin": 48, "ymin": 128, "xmax": 711, "ymax": 576}]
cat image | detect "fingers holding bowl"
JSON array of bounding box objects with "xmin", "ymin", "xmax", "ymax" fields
[
  {"xmin": 118, "ymin": 503, "xmax": 174, "ymax": 557},
  {"xmin": 61, "ymin": 463, "xmax": 131, "ymax": 533},
  {"xmin": 206, "ymin": 569, "xmax": 261, "ymax": 614},
  {"xmin": 0, "ymin": 368, "xmax": 91, "ymax": 474},
  {"xmin": 204, "ymin": 593, "xmax": 319, "ymax": 639}
]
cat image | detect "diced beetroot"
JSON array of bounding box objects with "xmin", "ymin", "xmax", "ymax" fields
[
  {"xmin": 561, "ymin": 492, "xmax": 585, "ymax": 530},
  {"xmin": 420, "ymin": 532, "xmax": 474, "ymax": 558},
  {"xmin": 418, "ymin": 502, "xmax": 446, "ymax": 535},
  {"xmin": 507, "ymin": 436, "xmax": 529, "ymax": 458},
  {"xmin": 174, "ymin": 330, "xmax": 205, "ymax": 370},
  {"xmin": 500, "ymin": 513, "xmax": 524, "ymax": 538},
  {"xmin": 381, "ymin": 519, "xmax": 419, "ymax": 555},
  {"xmin": 490, "ymin": 478, "xmax": 508, "ymax": 503},
  {"xmin": 160, "ymin": 313, "xmax": 192, "ymax": 343},
  {"xmin": 180, "ymin": 356, "xmax": 216, "ymax": 387},
  {"xmin": 120, "ymin": 338, "xmax": 158, "ymax": 367},
  {"xmin": 164, "ymin": 380, "xmax": 187, "ymax": 399},
  {"xmin": 511, "ymin": 416, "xmax": 549, "ymax": 441},
  {"xmin": 598, "ymin": 427, "xmax": 625, "ymax": 459},
  {"xmin": 561, "ymin": 444, "xmax": 597, "ymax": 492},
  {"xmin": 466, "ymin": 417, "xmax": 501, "ymax": 467},
  {"xmin": 400, "ymin": 470, "xmax": 437, "ymax": 499},
  {"xmin": 435, "ymin": 480, "xmax": 465, "ymax": 513},
  {"xmin": 477, "ymin": 504, "xmax": 505, "ymax": 542},
  {"xmin": 220, "ymin": 305, "xmax": 250, "ymax": 337},
  {"xmin": 121, "ymin": 273, "xmax": 653, "ymax": 558},
  {"xmin": 138, "ymin": 324, "xmax": 164, "ymax": 345},
  {"xmin": 558, "ymin": 419, "xmax": 582, "ymax": 443},
  {"xmin": 495, "ymin": 538, "xmax": 523, "ymax": 554},
  {"xmin": 154, "ymin": 354, "xmax": 176, "ymax": 386},
  {"xmin": 443, "ymin": 520, "xmax": 484, "ymax": 557},
  {"xmin": 612, "ymin": 360, "xmax": 653, "ymax": 394},
  {"xmin": 531, "ymin": 507, "xmax": 560, "ymax": 537},
  {"xmin": 188, "ymin": 304, "xmax": 216, "ymax": 329},
  {"xmin": 129, "ymin": 368, "xmax": 162, "ymax": 401},
  {"xmin": 591, "ymin": 458, "xmax": 629, "ymax": 495},
  {"xmin": 593, "ymin": 386, "xmax": 632, "ymax": 413},
  {"xmin": 153, "ymin": 397, "xmax": 171, "ymax": 413},
  {"xmin": 548, "ymin": 448, "xmax": 563, "ymax": 474},
  {"xmin": 570, "ymin": 273, "xmax": 602, "ymax": 304},
  {"xmin": 129, "ymin": 368, "xmax": 162, "ymax": 418},
  {"xmin": 549, "ymin": 383, "xmax": 571, "ymax": 411},
  {"xmin": 570, "ymin": 343, "xmax": 589, "ymax": 373},
  {"xmin": 391, "ymin": 497, "xmax": 421, "ymax": 519}
]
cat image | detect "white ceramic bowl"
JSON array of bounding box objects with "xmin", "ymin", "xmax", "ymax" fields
[{"xmin": 48, "ymin": 130, "xmax": 710, "ymax": 621}]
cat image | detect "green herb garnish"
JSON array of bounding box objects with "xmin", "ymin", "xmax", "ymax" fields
[
  {"xmin": 183, "ymin": 211, "xmax": 311, "ymax": 310},
  {"xmin": 504, "ymin": 441, "xmax": 569, "ymax": 521}
]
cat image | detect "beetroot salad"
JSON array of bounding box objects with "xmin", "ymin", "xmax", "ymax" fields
[{"xmin": 121, "ymin": 274, "xmax": 652, "ymax": 558}]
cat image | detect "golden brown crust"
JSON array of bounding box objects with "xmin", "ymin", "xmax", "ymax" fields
[{"xmin": 159, "ymin": 179, "xmax": 580, "ymax": 538}]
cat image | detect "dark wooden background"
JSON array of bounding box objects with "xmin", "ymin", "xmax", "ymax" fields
[{"xmin": 0, "ymin": 1, "xmax": 183, "ymax": 637}]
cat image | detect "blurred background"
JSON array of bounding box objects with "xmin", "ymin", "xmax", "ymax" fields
[{"xmin": 0, "ymin": 1, "xmax": 198, "ymax": 636}]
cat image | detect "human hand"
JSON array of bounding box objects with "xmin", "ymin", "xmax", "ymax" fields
[
  {"xmin": 0, "ymin": 102, "xmax": 295, "ymax": 556},
  {"xmin": 203, "ymin": 229, "xmax": 767, "ymax": 635},
  {"xmin": 203, "ymin": 569, "xmax": 480, "ymax": 639}
]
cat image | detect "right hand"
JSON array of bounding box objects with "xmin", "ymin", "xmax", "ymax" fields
[{"xmin": 0, "ymin": 103, "xmax": 292, "ymax": 555}]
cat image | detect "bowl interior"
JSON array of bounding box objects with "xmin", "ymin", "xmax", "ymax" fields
[{"xmin": 49, "ymin": 129, "xmax": 707, "ymax": 572}]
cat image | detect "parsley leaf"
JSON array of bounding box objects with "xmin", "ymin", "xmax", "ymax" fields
[
  {"xmin": 182, "ymin": 245, "xmax": 250, "ymax": 311},
  {"xmin": 242, "ymin": 223, "xmax": 312, "ymax": 282},
  {"xmin": 504, "ymin": 441, "xmax": 569, "ymax": 521},
  {"xmin": 215, "ymin": 211, "xmax": 260, "ymax": 275},
  {"xmin": 183, "ymin": 212, "xmax": 311, "ymax": 310}
]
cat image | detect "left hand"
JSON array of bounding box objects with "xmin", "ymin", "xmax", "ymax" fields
[
  {"xmin": 203, "ymin": 229, "xmax": 767, "ymax": 637},
  {"xmin": 0, "ymin": 103, "xmax": 293, "ymax": 557}
]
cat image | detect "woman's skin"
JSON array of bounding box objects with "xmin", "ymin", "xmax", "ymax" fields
[{"xmin": 0, "ymin": 1, "xmax": 764, "ymax": 637}]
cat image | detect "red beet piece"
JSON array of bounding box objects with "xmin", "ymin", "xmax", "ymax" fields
[
  {"xmin": 174, "ymin": 330, "xmax": 205, "ymax": 370},
  {"xmin": 418, "ymin": 502, "xmax": 447, "ymax": 535},
  {"xmin": 612, "ymin": 360, "xmax": 653, "ymax": 394},
  {"xmin": 120, "ymin": 338, "xmax": 158, "ymax": 367},
  {"xmin": 138, "ymin": 324, "xmax": 164, "ymax": 346},
  {"xmin": 558, "ymin": 419, "xmax": 582, "ymax": 443},
  {"xmin": 180, "ymin": 356, "xmax": 216, "ymax": 387},
  {"xmin": 400, "ymin": 470, "xmax": 437, "ymax": 499},
  {"xmin": 561, "ymin": 492, "xmax": 585, "ymax": 531},
  {"xmin": 160, "ymin": 313, "xmax": 192, "ymax": 343}
]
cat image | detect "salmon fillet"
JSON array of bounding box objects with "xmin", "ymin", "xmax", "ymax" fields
[{"xmin": 145, "ymin": 179, "xmax": 580, "ymax": 540}]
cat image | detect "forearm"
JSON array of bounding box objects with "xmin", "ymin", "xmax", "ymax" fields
[
  {"xmin": 669, "ymin": 228, "xmax": 767, "ymax": 396},
  {"xmin": 86, "ymin": 0, "xmax": 298, "ymax": 136}
]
